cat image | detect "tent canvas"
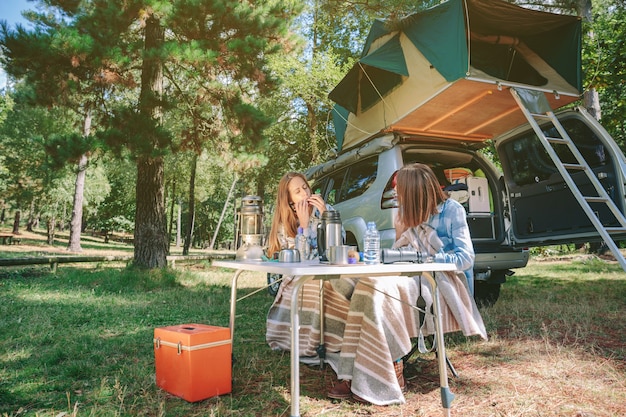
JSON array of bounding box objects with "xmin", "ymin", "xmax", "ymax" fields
[{"xmin": 329, "ymin": 0, "xmax": 582, "ymax": 151}]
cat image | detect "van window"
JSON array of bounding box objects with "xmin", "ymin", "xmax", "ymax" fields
[
  {"xmin": 311, "ymin": 178, "xmax": 327, "ymax": 198},
  {"xmin": 503, "ymin": 118, "xmax": 609, "ymax": 186},
  {"xmin": 340, "ymin": 157, "xmax": 378, "ymax": 202},
  {"xmin": 326, "ymin": 169, "xmax": 347, "ymax": 206},
  {"xmin": 554, "ymin": 118, "xmax": 608, "ymax": 167}
]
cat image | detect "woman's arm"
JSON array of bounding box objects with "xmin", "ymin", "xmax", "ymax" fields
[{"xmin": 432, "ymin": 200, "xmax": 475, "ymax": 272}]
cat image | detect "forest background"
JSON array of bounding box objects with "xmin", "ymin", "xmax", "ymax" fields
[{"xmin": 1, "ymin": 0, "xmax": 625, "ymax": 268}]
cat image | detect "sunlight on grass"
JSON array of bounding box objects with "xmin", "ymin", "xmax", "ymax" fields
[
  {"xmin": 0, "ymin": 258, "xmax": 624, "ymax": 416},
  {"xmin": 0, "ymin": 346, "xmax": 32, "ymax": 363}
]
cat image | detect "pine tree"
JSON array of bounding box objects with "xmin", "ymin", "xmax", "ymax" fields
[{"xmin": 2, "ymin": 0, "xmax": 299, "ymax": 268}]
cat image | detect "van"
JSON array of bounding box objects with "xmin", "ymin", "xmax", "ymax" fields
[
  {"xmin": 307, "ymin": 0, "xmax": 626, "ymax": 305},
  {"xmin": 306, "ymin": 106, "xmax": 626, "ymax": 306}
]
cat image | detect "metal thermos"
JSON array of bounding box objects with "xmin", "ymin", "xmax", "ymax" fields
[{"xmin": 317, "ymin": 210, "xmax": 343, "ymax": 262}]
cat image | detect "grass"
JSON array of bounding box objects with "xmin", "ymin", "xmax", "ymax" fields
[{"xmin": 0, "ymin": 236, "xmax": 625, "ymax": 416}]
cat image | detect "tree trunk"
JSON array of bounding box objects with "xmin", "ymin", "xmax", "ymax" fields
[
  {"xmin": 583, "ymin": 87, "xmax": 601, "ymax": 121},
  {"xmin": 176, "ymin": 200, "xmax": 182, "ymax": 248},
  {"xmin": 168, "ymin": 178, "xmax": 176, "ymax": 237},
  {"xmin": 60, "ymin": 203, "xmax": 66, "ymax": 231},
  {"xmin": 135, "ymin": 155, "xmax": 169, "ymax": 267},
  {"xmin": 183, "ymin": 154, "xmax": 197, "ymax": 255},
  {"xmin": 256, "ymin": 175, "xmax": 265, "ymax": 201},
  {"xmin": 26, "ymin": 200, "xmax": 35, "ymax": 232},
  {"xmin": 67, "ymin": 110, "xmax": 91, "ymax": 252},
  {"xmin": 134, "ymin": 14, "xmax": 168, "ymax": 268},
  {"xmin": 12, "ymin": 210, "xmax": 20, "ymax": 234},
  {"xmin": 66, "ymin": 153, "xmax": 88, "ymax": 252},
  {"xmin": 46, "ymin": 216, "xmax": 55, "ymax": 245},
  {"xmin": 306, "ymin": 101, "xmax": 319, "ymax": 162}
]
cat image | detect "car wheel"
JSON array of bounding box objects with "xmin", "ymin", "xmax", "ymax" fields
[
  {"xmin": 474, "ymin": 281, "xmax": 501, "ymax": 308},
  {"xmin": 267, "ymin": 273, "xmax": 282, "ymax": 297}
]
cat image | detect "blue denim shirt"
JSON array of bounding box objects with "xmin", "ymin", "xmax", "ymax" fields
[{"xmin": 426, "ymin": 199, "xmax": 475, "ymax": 294}]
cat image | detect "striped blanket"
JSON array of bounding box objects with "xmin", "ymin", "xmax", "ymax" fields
[
  {"xmin": 266, "ymin": 275, "xmax": 355, "ymax": 356},
  {"xmin": 265, "ymin": 226, "xmax": 487, "ymax": 405},
  {"xmin": 392, "ymin": 225, "xmax": 488, "ymax": 341}
]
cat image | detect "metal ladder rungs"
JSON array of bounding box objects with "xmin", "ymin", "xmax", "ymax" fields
[
  {"xmin": 584, "ymin": 196, "xmax": 609, "ymax": 204},
  {"xmin": 547, "ymin": 137, "xmax": 568, "ymax": 144},
  {"xmin": 562, "ymin": 163, "xmax": 585, "ymax": 171},
  {"xmin": 511, "ymin": 87, "xmax": 626, "ymax": 273}
]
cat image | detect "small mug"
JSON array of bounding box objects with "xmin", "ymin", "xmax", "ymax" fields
[
  {"xmin": 279, "ymin": 249, "xmax": 301, "ymax": 263},
  {"xmin": 328, "ymin": 245, "xmax": 350, "ymax": 265}
]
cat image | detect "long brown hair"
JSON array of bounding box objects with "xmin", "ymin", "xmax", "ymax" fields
[
  {"xmin": 266, "ymin": 172, "xmax": 308, "ymax": 257},
  {"xmin": 395, "ymin": 163, "xmax": 448, "ymax": 228}
]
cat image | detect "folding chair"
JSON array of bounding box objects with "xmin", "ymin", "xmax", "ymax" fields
[{"xmin": 402, "ymin": 276, "xmax": 459, "ymax": 378}]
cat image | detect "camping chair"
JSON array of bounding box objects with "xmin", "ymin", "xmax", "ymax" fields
[
  {"xmin": 267, "ymin": 272, "xmax": 282, "ymax": 296},
  {"xmin": 402, "ymin": 276, "xmax": 459, "ymax": 378}
]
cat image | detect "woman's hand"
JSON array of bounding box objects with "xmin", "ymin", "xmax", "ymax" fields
[
  {"xmin": 307, "ymin": 194, "xmax": 326, "ymax": 214},
  {"xmin": 294, "ymin": 199, "xmax": 310, "ymax": 227}
]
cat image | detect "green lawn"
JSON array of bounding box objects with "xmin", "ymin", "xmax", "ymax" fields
[{"xmin": 1, "ymin": 257, "xmax": 625, "ymax": 416}]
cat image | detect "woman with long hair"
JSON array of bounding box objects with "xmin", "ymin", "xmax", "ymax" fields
[
  {"xmin": 265, "ymin": 172, "xmax": 355, "ymax": 357},
  {"xmin": 327, "ymin": 163, "xmax": 486, "ymax": 405},
  {"xmin": 394, "ymin": 162, "xmax": 475, "ymax": 294},
  {"xmin": 266, "ymin": 172, "xmax": 327, "ymax": 259}
]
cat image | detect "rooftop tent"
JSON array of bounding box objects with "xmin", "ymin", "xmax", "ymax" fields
[
  {"xmin": 329, "ymin": 0, "xmax": 582, "ymax": 151},
  {"xmin": 328, "ymin": 33, "xmax": 409, "ymax": 114}
]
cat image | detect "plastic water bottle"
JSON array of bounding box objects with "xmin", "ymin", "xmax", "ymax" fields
[
  {"xmin": 363, "ymin": 221, "xmax": 380, "ymax": 264},
  {"xmin": 295, "ymin": 226, "xmax": 309, "ymax": 260}
]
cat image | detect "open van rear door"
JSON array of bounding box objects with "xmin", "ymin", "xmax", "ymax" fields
[{"xmin": 495, "ymin": 90, "xmax": 626, "ymax": 269}]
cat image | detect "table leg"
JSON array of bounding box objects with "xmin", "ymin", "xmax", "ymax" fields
[
  {"xmin": 317, "ymin": 279, "xmax": 325, "ymax": 369},
  {"xmin": 422, "ymin": 272, "xmax": 454, "ymax": 417},
  {"xmin": 289, "ymin": 276, "xmax": 310, "ymax": 417},
  {"xmin": 229, "ymin": 270, "xmax": 244, "ymax": 340}
]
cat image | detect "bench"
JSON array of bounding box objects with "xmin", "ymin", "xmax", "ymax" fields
[{"xmin": 0, "ymin": 234, "xmax": 21, "ymax": 245}]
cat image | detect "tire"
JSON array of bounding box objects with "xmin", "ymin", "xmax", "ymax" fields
[
  {"xmin": 267, "ymin": 273, "xmax": 282, "ymax": 297},
  {"xmin": 474, "ymin": 281, "xmax": 501, "ymax": 308}
]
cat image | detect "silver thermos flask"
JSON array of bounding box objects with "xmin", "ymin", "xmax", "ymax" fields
[{"xmin": 317, "ymin": 210, "xmax": 343, "ymax": 262}]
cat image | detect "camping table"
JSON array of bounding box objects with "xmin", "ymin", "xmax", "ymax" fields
[{"xmin": 213, "ymin": 259, "xmax": 458, "ymax": 417}]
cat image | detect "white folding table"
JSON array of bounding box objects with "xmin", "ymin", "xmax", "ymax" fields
[{"xmin": 212, "ymin": 259, "xmax": 458, "ymax": 417}]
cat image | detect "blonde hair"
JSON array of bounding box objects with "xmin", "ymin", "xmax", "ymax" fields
[
  {"xmin": 266, "ymin": 172, "xmax": 309, "ymax": 257},
  {"xmin": 395, "ymin": 163, "xmax": 448, "ymax": 228}
]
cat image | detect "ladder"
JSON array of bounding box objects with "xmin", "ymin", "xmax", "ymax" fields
[{"xmin": 510, "ymin": 87, "xmax": 626, "ymax": 272}]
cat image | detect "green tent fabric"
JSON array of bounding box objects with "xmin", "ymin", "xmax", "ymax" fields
[
  {"xmin": 328, "ymin": 0, "xmax": 582, "ymax": 151},
  {"xmin": 328, "ymin": 34, "xmax": 408, "ymax": 114},
  {"xmin": 402, "ymin": 0, "xmax": 468, "ymax": 82},
  {"xmin": 360, "ymin": 19, "xmax": 392, "ymax": 59},
  {"xmin": 465, "ymin": 0, "xmax": 582, "ymax": 92},
  {"xmin": 331, "ymin": 105, "xmax": 349, "ymax": 151},
  {"xmin": 360, "ymin": 33, "xmax": 408, "ymax": 77}
]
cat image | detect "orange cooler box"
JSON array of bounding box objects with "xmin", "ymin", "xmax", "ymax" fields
[{"xmin": 154, "ymin": 323, "xmax": 232, "ymax": 402}]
